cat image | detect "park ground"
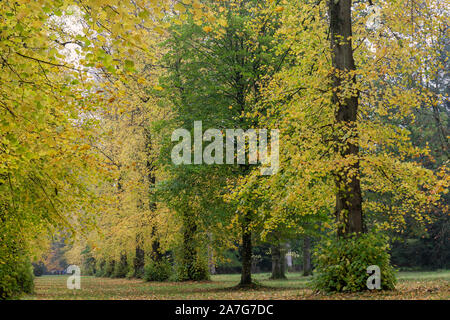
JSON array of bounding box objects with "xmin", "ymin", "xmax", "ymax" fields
[{"xmin": 23, "ymin": 271, "xmax": 450, "ymax": 300}]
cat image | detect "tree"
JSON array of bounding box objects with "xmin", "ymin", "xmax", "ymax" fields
[
  {"xmin": 236, "ymin": 0, "xmax": 448, "ymax": 291},
  {"xmin": 1, "ymin": 0, "xmax": 195, "ymax": 295},
  {"xmin": 329, "ymin": 0, "xmax": 363, "ymax": 237},
  {"xmin": 270, "ymin": 241, "xmax": 287, "ymax": 280},
  {"xmin": 302, "ymin": 236, "xmax": 312, "ymax": 276},
  {"xmin": 159, "ymin": 0, "xmax": 290, "ymax": 285}
]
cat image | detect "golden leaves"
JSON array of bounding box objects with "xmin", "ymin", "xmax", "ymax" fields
[{"xmin": 202, "ymin": 26, "xmax": 212, "ymax": 33}]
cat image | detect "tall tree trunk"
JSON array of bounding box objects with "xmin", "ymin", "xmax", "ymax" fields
[
  {"xmin": 151, "ymin": 225, "xmax": 162, "ymax": 262},
  {"xmin": 182, "ymin": 212, "xmax": 196, "ymax": 280},
  {"xmin": 181, "ymin": 211, "xmax": 208, "ymax": 281},
  {"xmin": 134, "ymin": 234, "xmax": 145, "ymax": 278},
  {"xmin": 329, "ymin": 0, "xmax": 363, "ymax": 238},
  {"xmin": 240, "ymin": 213, "xmax": 253, "ymax": 286},
  {"xmin": 302, "ymin": 236, "xmax": 312, "ymax": 276},
  {"xmin": 144, "ymin": 128, "xmax": 161, "ymax": 262},
  {"xmin": 270, "ymin": 243, "xmax": 287, "ymax": 279}
]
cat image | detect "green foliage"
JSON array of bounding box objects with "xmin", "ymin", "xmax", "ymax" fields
[
  {"xmin": 2, "ymin": 0, "xmax": 448, "ymax": 298},
  {"xmin": 94, "ymin": 260, "xmax": 106, "ymax": 277},
  {"xmin": 144, "ymin": 258, "xmax": 173, "ymax": 282},
  {"xmin": 0, "ymin": 252, "xmax": 34, "ymax": 299},
  {"xmin": 126, "ymin": 269, "xmax": 135, "ymax": 279},
  {"xmin": 105, "ymin": 260, "xmax": 115, "ymax": 278},
  {"xmin": 112, "ymin": 256, "xmax": 129, "ymax": 278},
  {"xmin": 134, "ymin": 266, "xmax": 145, "ymax": 279},
  {"xmin": 80, "ymin": 246, "xmax": 96, "ymax": 276},
  {"xmin": 391, "ymin": 210, "xmax": 450, "ymax": 270},
  {"xmin": 32, "ymin": 262, "xmax": 47, "ymax": 277},
  {"xmin": 175, "ymin": 258, "xmax": 210, "ymax": 282},
  {"xmin": 312, "ymin": 233, "xmax": 397, "ymax": 292}
]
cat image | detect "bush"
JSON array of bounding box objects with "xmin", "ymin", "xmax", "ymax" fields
[
  {"xmin": 126, "ymin": 269, "xmax": 135, "ymax": 279},
  {"xmin": 312, "ymin": 233, "xmax": 397, "ymax": 292},
  {"xmin": 81, "ymin": 246, "xmax": 96, "ymax": 276},
  {"xmin": 104, "ymin": 260, "xmax": 115, "ymax": 278},
  {"xmin": 134, "ymin": 266, "xmax": 144, "ymax": 279},
  {"xmin": 15, "ymin": 258, "xmax": 34, "ymax": 294},
  {"xmin": 1, "ymin": 215, "xmax": 34, "ymax": 299},
  {"xmin": 32, "ymin": 261, "xmax": 47, "ymax": 277},
  {"xmin": 174, "ymin": 251, "xmax": 210, "ymax": 281},
  {"xmin": 144, "ymin": 258, "xmax": 172, "ymax": 282},
  {"xmin": 94, "ymin": 260, "xmax": 106, "ymax": 277},
  {"xmin": 0, "ymin": 253, "xmax": 34, "ymax": 299},
  {"xmin": 176, "ymin": 259, "xmax": 210, "ymax": 281},
  {"xmin": 112, "ymin": 257, "xmax": 128, "ymax": 278}
]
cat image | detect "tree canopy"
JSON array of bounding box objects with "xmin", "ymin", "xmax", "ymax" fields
[{"xmin": 1, "ymin": 0, "xmax": 448, "ymax": 298}]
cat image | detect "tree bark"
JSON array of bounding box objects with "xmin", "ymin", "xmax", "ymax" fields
[
  {"xmin": 144, "ymin": 128, "xmax": 162, "ymax": 263},
  {"xmin": 329, "ymin": 0, "xmax": 363, "ymax": 238},
  {"xmin": 181, "ymin": 212, "xmax": 197, "ymax": 280},
  {"xmin": 240, "ymin": 213, "xmax": 253, "ymax": 286},
  {"xmin": 134, "ymin": 234, "xmax": 145, "ymax": 278},
  {"xmin": 302, "ymin": 236, "xmax": 312, "ymax": 276},
  {"xmin": 270, "ymin": 243, "xmax": 287, "ymax": 279},
  {"xmin": 150, "ymin": 225, "xmax": 162, "ymax": 262}
]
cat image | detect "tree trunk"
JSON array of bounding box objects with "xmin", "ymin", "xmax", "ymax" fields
[
  {"xmin": 182, "ymin": 213, "xmax": 197, "ymax": 280},
  {"xmin": 144, "ymin": 128, "xmax": 162, "ymax": 263},
  {"xmin": 329, "ymin": 0, "xmax": 363, "ymax": 238},
  {"xmin": 134, "ymin": 234, "xmax": 145, "ymax": 278},
  {"xmin": 180, "ymin": 211, "xmax": 208, "ymax": 281},
  {"xmin": 302, "ymin": 236, "xmax": 312, "ymax": 276},
  {"xmin": 270, "ymin": 243, "xmax": 287, "ymax": 279},
  {"xmin": 240, "ymin": 213, "xmax": 252, "ymax": 286},
  {"xmin": 150, "ymin": 226, "xmax": 162, "ymax": 262}
]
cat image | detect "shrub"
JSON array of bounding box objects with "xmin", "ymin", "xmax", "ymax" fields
[
  {"xmin": 0, "ymin": 253, "xmax": 34, "ymax": 299},
  {"xmin": 112, "ymin": 257, "xmax": 128, "ymax": 278},
  {"xmin": 312, "ymin": 233, "xmax": 397, "ymax": 292},
  {"xmin": 174, "ymin": 251, "xmax": 210, "ymax": 281},
  {"xmin": 104, "ymin": 260, "xmax": 115, "ymax": 278},
  {"xmin": 144, "ymin": 258, "xmax": 172, "ymax": 282},
  {"xmin": 81, "ymin": 246, "xmax": 96, "ymax": 276},
  {"xmin": 15, "ymin": 258, "xmax": 34, "ymax": 294},
  {"xmin": 134, "ymin": 266, "xmax": 144, "ymax": 279},
  {"xmin": 32, "ymin": 261, "xmax": 47, "ymax": 277},
  {"xmin": 126, "ymin": 269, "xmax": 135, "ymax": 279},
  {"xmin": 94, "ymin": 260, "xmax": 106, "ymax": 277},
  {"xmin": 176, "ymin": 260, "xmax": 210, "ymax": 281}
]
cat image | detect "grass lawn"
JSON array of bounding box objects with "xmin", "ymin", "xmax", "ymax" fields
[{"xmin": 22, "ymin": 270, "xmax": 450, "ymax": 300}]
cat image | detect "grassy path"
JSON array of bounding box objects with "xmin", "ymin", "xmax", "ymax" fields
[{"xmin": 23, "ymin": 271, "xmax": 450, "ymax": 300}]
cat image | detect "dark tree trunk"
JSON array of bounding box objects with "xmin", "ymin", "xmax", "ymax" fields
[
  {"xmin": 151, "ymin": 225, "xmax": 162, "ymax": 262},
  {"xmin": 240, "ymin": 213, "xmax": 253, "ymax": 286},
  {"xmin": 329, "ymin": 0, "xmax": 363, "ymax": 238},
  {"xmin": 182, "ymin": 213, "xmax": 196, "ymax": 279},
  {"xmin": 181, "ymin": 212, "xmax": 208, "ymax": 281},
  {"xmin": 144, "ymin": 128, "xmax": 162, "ymax": 263},
  {"xmin": 134, "ymin": 234, "xmax": 145, "ymax": 278},
  {"xmin": 270, "ymin": 243, "xmax": 287, "ymax": 279},
  {"xmin": 302, "ymin": 236, "xmax": 312, "ymax": 276}
]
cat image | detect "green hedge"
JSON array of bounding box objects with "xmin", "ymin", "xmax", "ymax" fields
[
  {"xmin": 0, "ymin": 251, "xmax": 34, "ymax": 299},
  {"xmin": 144, "ymin": 258, "xmax": 173, "ymax": 282},
  {"xmin": 312, "ymin": 233, "xmax": 397, "ymax": 292}
]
